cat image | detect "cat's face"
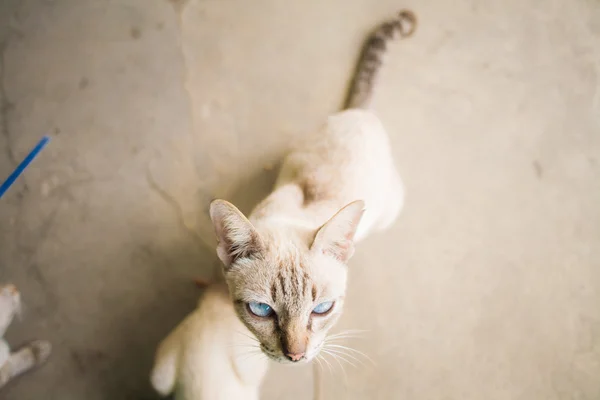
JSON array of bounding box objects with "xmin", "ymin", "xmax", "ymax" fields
[
  {"xmin": 210, "ymin": 200, "xmax": 364, "ymax": 364},
  {"xmin": 226, "ymin": 247, "xmax": 347, "ymax": 363}
]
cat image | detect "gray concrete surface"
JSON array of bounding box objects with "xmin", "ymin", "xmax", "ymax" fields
[{"xmin": 1, "ymin": 0, "xmax": 599, "ymax": 399}]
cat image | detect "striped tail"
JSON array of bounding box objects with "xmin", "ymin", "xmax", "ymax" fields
[{"xmin": 344, "ymin": 10, "xmax": 417, "ymax": 109}]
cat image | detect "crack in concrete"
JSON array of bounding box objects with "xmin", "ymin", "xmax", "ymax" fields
[
  {"xmin": 167, "ymin": 0, "xmax": 190, "ymax": 13},
  {"xmin": 171, "ymin": 0, "xmax": 200, "ymax": 158},
  {"xmin": 0, "ymin": 39, "xmax": 16, "ymax": 166},
  {"xmin": 12, "ymin": 203, "xmax": 62, "ymax": 311},
  {"xmin": 0, "ymin": 35, "xmax": 29, "ymax": 201},
  {"xmin": 145, "ymin": 163, "xmax": 212, "ymax": 252},
  {"xmin": 15, "ymin": 202, "xmax": 60, "ymax": 259}
]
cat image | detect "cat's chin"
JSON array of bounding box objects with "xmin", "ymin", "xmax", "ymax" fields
[{"xmin": 268, "ymin": 355, "xmax": 312, "ymax": 365}]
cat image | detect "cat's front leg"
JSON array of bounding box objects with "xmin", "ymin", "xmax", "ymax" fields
[{"xmin": 151, "ymin": 321, "xmax": 185, "ymax": 397}]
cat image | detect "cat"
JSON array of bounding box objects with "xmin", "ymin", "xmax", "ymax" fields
[
  {"xmin": 151, "ymin": 283, "xmax": 269, "ymax": 400},
  {"xmin": 0, "ymin": 284, "xmax": 52, "ymax": 389},
  {"xmin": 208, "ymin": 10, "xmax": 416, "ymax": 365}
]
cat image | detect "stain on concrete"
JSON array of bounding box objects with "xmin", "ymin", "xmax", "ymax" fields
[
  {"xmin": 130, "ymin": 27, "xmax": 142, "ymax": 40},
  {"xmin": 78, "ymin": 77, "xmax": 89, "ymax": 90},
  {"xmin": 533, "ymin": 160, "xmax": 543, "ymax": 179},
  {"xmin": 71, "ymin": 348, "xmax": 107, "ymax": 374}
]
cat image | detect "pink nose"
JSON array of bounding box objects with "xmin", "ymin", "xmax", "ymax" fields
[{"xmin": 286, "ymin": 352, "xmax": 305, "ymax": 362}]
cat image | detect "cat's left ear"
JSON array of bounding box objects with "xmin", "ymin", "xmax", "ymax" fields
[
  {"xmin": 311, "ymin": 200, "xmax": 365, "ymax": 263},
  {"xmin": 209, "ymin": 200, "xmax": 264, "ymax": 269}
]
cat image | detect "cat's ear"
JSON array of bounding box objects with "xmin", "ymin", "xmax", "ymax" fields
[
  {"xmin": 209, "ymin": 200, "xmax": 264, "ymax": 269},
  {"xmin": 311, "ymin": 200, "xmax": 365, "ymax": 263}
]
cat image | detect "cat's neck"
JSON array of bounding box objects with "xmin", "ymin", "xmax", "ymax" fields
[
  {"xmin": 255, "ymin": 214, "xmax": 318, "ymax": 231},
  {"xmin": 251, "ymin": 214, "xmax": 317, "ymax": 249},
  {"xmin": 249, "ymin": 187, "xmax": 342, "ymax": 248},
  {"xmin": 250, "ymin": 183, "xmax": 341, "ymax": 229}
]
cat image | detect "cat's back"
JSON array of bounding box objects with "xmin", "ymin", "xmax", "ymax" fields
[
  {"xmin": 282, "ymin": 109, "xmax": 396, "ymax": 182},
  {"xmin": 309, "ymin": 108, "xmax": 391, "ymax": 155},
  {"xmin": 273, "ymin": 108, "xmax": 402, "ymax": 238}
]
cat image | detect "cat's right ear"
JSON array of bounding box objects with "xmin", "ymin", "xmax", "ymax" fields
[{"xmin": 209, "ymin": 200, "xmax": 264, "ymax": 269}]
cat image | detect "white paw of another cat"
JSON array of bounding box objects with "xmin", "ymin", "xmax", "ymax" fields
[{"xmin": 30, "ymin": 340, "xmax": 52, "ymax": 365}]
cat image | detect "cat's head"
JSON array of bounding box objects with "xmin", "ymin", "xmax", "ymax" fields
[{"xmin": 209, "ymin": 199, "xmax": 364, "ymax": 364}]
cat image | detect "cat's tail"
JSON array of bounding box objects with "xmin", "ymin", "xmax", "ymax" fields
[{"xmin": 344, "ymin": 10, "xmax": 417, "ymax": 109}]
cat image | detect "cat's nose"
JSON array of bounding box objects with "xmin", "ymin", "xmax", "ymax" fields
[{"xmin": 285, "ymin": 352, "xmax": 305, "ymax": 362}]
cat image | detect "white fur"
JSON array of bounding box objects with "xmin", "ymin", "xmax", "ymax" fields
[
  {"xmin": 151, "ymin": 284, "xmax": 269, "ymax": 400},
  {"xmin": 0, "ymin": 284, "xmax": 51, "ymax": 389},
  {"xmin": 262, "ymin": 108, "xmax": 403, "ymax": 240},
  {"xmin": 208, "ymin": 109, "xmax": 404, "ymax": 365}
]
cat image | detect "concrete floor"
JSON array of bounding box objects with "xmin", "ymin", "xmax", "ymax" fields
[{"xmin": 1, "ymin": 0, "xmax": 599, "ymax": 399}]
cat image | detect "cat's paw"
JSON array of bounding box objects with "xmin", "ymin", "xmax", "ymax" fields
[{"xmin": 29, "ymin": 340, "xmax": 52, "ymax": 365}]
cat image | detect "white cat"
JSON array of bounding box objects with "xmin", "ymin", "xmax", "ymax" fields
[
  {"xmin": 151, "ymin": 283, "xmax": 269, "ymax": 400},
  {"xmin": 0, "ymin": 284, "xmax": 52, "ymax": 389},
  {"xmin": 208, "ymin": 10, "xmax": 416, "ymax": 365},
  {"xmin": 150, "ymin": 10, "xmax": 417, "ymax": 399}
]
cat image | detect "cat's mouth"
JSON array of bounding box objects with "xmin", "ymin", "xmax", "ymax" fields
[{"xmin": 260, "ymin": 344, "xmax": 314, "ymax": 364}]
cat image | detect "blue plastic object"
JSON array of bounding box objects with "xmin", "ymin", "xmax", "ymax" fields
[{"xmin": 0, "ymin": 136, "xmax": 50, "ymax": 199}]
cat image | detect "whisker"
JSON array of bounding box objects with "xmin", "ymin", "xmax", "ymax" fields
[
  {"xmin": 235, "ymin": 348, "xmax": 263, "ymax": 356},
  {"xmin": 313, "ymin": 358, "xmax": 323, "ymax": 400},
  {"xmin": 327, "ymin": 332, "xmax": 362, "ymax": 337},
  {"xmin": 325, "ymin": 330, "xmax": 367, "ymax": 342},
  {"xmin": 323, "ymin": 347, "xmax": 365, "ymax": 368},
  {"xmin": 322, "ymin": 348, "xmax": 354, "ymax": 370},
  {"xmin": 321, "ymin": 348, "xmax": 357, "ymax": 369},
  {"xmin": 318, "ymin": 353, "xmax": 334, "ymax": 376},
  {"xmin": 325, "ymin": 344, "xmax": 376, "ymax": 366},
  {"xmin": 227, "ymin": 343, "xmax": 260, "ymax": 349},
  {"xmin": 322, "ymin": 350, "xmax": 342, "ymax": 371},
  {"xmin": 325, "ymin": 335, "xmax": 363, "ymax": 343},
  {"xmin": 234, "ymin": 330, "xmax": 260, "ymax": 343},
  {"xmin": 236, "ymin": 351, "xmax": 265, "ymax": 363},
  {"xmin": 313, "ymin": 356, "xmax": 323, "ymax": 371},
  {"xmin": 330, "ymin": 329, "xmax": 368, "ymax": 335},
  {"xmin": 327, "ymin": 329, "xmax": 369, "ymax": 338},
  {"xmin": 320, "ymin": 349, "xmax": 349, "ymax": 386}
]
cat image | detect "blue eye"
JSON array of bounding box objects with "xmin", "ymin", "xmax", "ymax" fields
[
  {"xmin": 248, "ymin": 302, "xmax": 274, "ymax": 317},
  {"xmin": 312, "ymin": 301, "xmax": 334, "ymax": 315}
]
